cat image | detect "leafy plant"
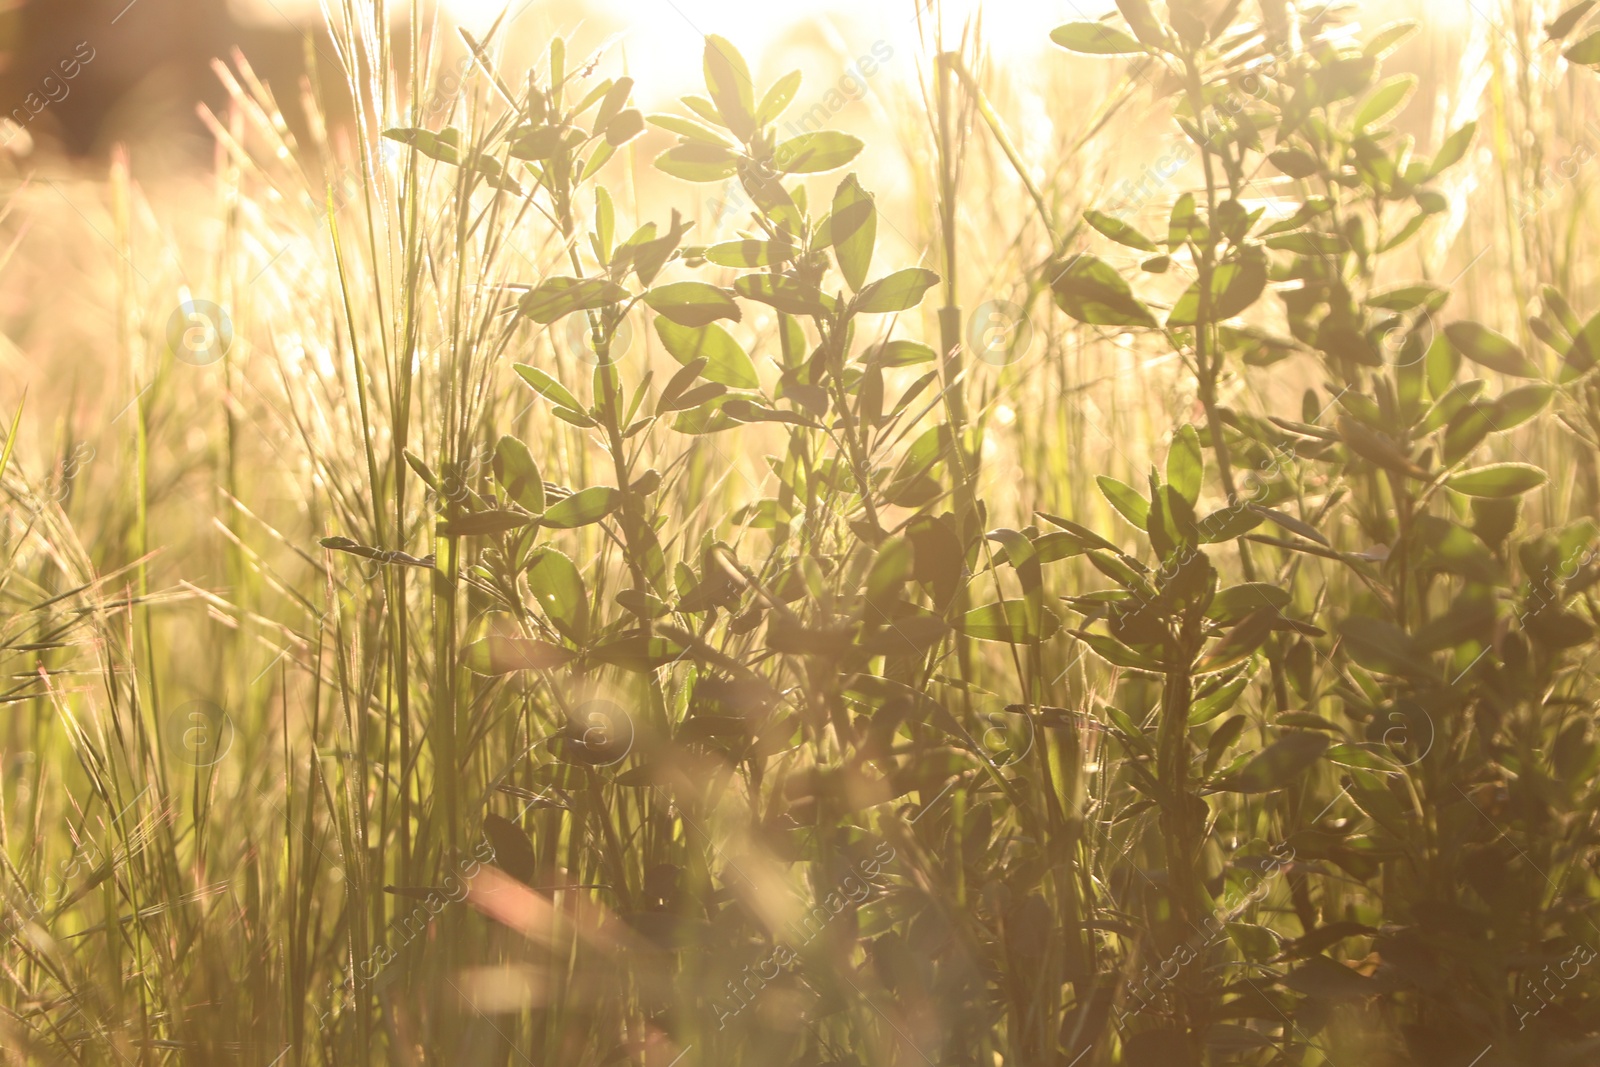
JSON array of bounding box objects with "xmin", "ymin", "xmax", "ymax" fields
[{"xmin": 6, "ymin": 2, "xmax": 1600, "ymax": 1066}]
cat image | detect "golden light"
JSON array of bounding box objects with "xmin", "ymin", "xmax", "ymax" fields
[{"xmin": 435, "ymin": 0, "xmax": 1070, "ymax": 105}]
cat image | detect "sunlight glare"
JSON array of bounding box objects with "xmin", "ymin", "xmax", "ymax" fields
[{"xmin": 439, "ymin": 0, "xmax": 1067, "ymax": 105}]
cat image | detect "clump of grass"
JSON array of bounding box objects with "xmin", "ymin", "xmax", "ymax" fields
[{"xmin": 5, "ymin": 1, "xmax": 1600, "ymax": 1064}]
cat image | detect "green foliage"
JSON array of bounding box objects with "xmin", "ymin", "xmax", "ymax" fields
[{"xmin": 12, "ymin": 5, "xmax": 1600, "ymax": 1067}]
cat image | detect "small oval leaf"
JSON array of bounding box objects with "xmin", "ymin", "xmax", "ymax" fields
[{"xmin": 1445, "ymin": 463, "xmax": 1548, "ymax": 498}]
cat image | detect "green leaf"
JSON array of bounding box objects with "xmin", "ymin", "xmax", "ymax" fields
[
  {"xmin": 1167, "ymin": 255, "xmax": 1268, "ymax": 327},
  {"xmin": 703, "ymin": 239, "xmax": 794, "ymax": 268},
  {"xmin": 1338, "ymin": 415, "xmax": 1429, "ymax": 479},
  {"xmin": 773, "ymin": 131, "xmax": 864, "ymax": 174},
  {"xmin": 1422, "ymin": 378, "xmax": 1485, "ymax": 432},
  {"xmin": 1071, "ymin": 629, "xmax": 1165, "ymax": 672},
  {"xmin": 658, "ymin": 358, "xmax": 708, "ymax": 413},
  {"xmin": 478, "ymin": 813, "xmax": 539, "ymax": 883},
  {"xmin": 1565, "ymin": 309, "xmax": 1600, "ymax": 373},
  {"xmin": 643, "ymin": 282, "xmax": 741, "ymax": 328},
  {"xmin": 589, "ymin": 631, "xmax": 686, "ymax": 672},
  {"xmin": 681, "ymin": 94, "xmax": 724, "ymax": 127},
  {"xmin": 1264, "ymin": 230, "xmax": 1343, "ymax": 255},
  {"xmin": 402, "ymin": 451, "xmax": 441, "ymax": 494},
  {"xmin": 703, "ymin": 35, "xmax": 756, "ymax": 138},
  {"xmin": 721, "ymin": 399, "xmax": 815, "ymax": 427},
  {"xmin": 1364, "ymin": 20, "xmax": 1419, "ymax": 58},
  {"xmin": 755, "ymin": 70, "xmax": 803, "ymax": 126},
  {"xmin": 1355, "ymin": 74, "xmax": 1418, "ymax": 129},
  {"xmin": 1252, "ymin": 505, "xmax": 1329, "ymax": 546},
  {"xmin": 1083, "ymin": 209, "xmax": 1158, "ymax": 252},
  {"xmin": 734, "ymin": 274, "xmax": 831, "ymax": 317},
  {"xmin": 1564, "ymin": 28, "xmax": 1600, "ymax": 64},
  {"xmin": 1096, "ymin": 476, "xmax": 1150, "ymax": 528},
  {"xmin": 1324, "ymin": 743, "xmax": 1400, "ymax": 770},
  {"xmin": 1260, "ymin": 198, "xmax": 1332, "ymax": 237},
  {"xmin": 1205, "ymin": 715, "xmax": 1249, "ymax": 777},
  {"xmin": 855, "ymin": 268, "xmax": 941, "ymax": 314},
  {"xmin": 1050, "ymin": 21, "xmax": 1145, "ymax": 54},
  {"xmin": 616, "ymin": 589, "xmax": 671, "ymax": 621},
  {"xmin": 493, "ymin": 435, "xmax": 545, "ymax": 514},
  {"xmin": 1168, "ymin": 192, "xmax": 1206, "ymax": 247},
  {"xmin": 513, "ymin": 364, "xmax": 584, "ymax": 412},
  {"xmin": 605, "ymin": 109, "xmax": 645, "ymax": 146},
  {"xmin": 383, "ymin": 126, "xmax": 461, "ymax": 165},
  {"xmin": 960, "ymin": 601, "xmax": 1061, "ymax": 643},
  {"xmin": 1445, "ymin": 463, "xmax": 1548, "ymax": 498},
  {"xmin": 1039, "ymin": 513, "xmax": 1122, "ymax": 554},
  {"xmin": 863, "ymin": 536, "xmax": 914, "ymax": 606},
  {"xmin": 987, "ymin": 529, "xmax": 1045, "ymax": 641},
  {"xmin": 462, "ymin": 636, "xmax": 575, "ymax": 675},
  {"xmin": 1049, "ymin": 254, "xmax": 1158, "ymax": 328},
  {"xmin": 508, "ymin": 125, "xmax": 566, "ymax": 162},
  {"xmin": 1550, "ymin": 1, "xmax": 1598, "ymax": 40},
  {"xmin": 831, "ymin": 174, "xmax": 877, "ymax": 292},
  {"xmin": 1444, "ymin": 321, "xmax": 1540, "ymax": 378},
  {"xmin": 1283, "ymin": 955, "xmax": 1381, "ymax": 1000},
  {"xmin": 647, "ymin": 113, "xmax": 735, "ymax": 146},
  {"xmin": 1196, "ymin": 608, "xmax": 1275, "ymax": 675},
  {"xmin": 1428, "ymin": 121, "xmax": 1478, "ymax": 177},
  {"xmin": 1114, "ymin": 0, "xmax": 1167, "ymax": 47},
  {"xmin": 1147, "ymin": 484, "xmax": 1200, "ymax": 558},
  {"xmin": 1208, "ymin": 583, "xmax": 1292, "ymax": 624},
  {"xmin": 1337, "ymin": 615, "xmax": 1431, "ymax": 676},
  {"xmin": 1368, "ymin": 283, "xmax": 1449, "ymax": 312},
  {"xmin": 654, "ymin": 318, "xmax": 760, "ymax": 389},
  {"xmin": 519, "ymin": 277, "xmax": 629, "ymax": 325},
  {"xmin": 1545, "ymin": 286, "xmax": 1586, "ymax": 336},
  {"xmin": 527, "ymin": 548, "xmax": 588, "ymax": 645},
  {"xmin": 435, "ymin": 510, "xmax": 532, "ymax": 537},
  {"xmin": 1211, "ymin": 732, "xmax": 1329, "ymax": 792},
  {"xmin": 1491, "ymin": 384, "xmax": 1555, "ymax": 429},
  {"xmin": 542, "ymin": 486, "xmax": 622, "ymax": 530},
  {"xmin": 1268, "ymin": 148, "xmax": 1320, "ymax": 179},
  {"xmin": 1197, "ymin": 504, "xmax": 1264, "ymax": 543},
  {"xmin": 551, "ymin": 406, "xmax": 597, "ymax": 429},
  {"xmin": 1167, "ymin": 425, "xmax": 1203, "ymax": 505},
  {"xmin": 1189, "ymin": 675, "xmax": 1248, "ymax": 724},
  {"xmin": 671, "ymin": 394, "xmax": 741, "ymax": 434},
  {"xmin": 1413, "ymin": 515, "xmax": 1496, "ymax": 579},
  {"xmin": 595, "ymin": 76, "xmax": 633, "ymax": 128},
  {"xmin": 594, "ymin": 187, "xmax": 615, "ymax": 262},
  {"xmin": 659, "ymin": 380, "xmax": 725, "ymax": 414},
  {"xmin": 861, "ymin": 339, "xmax": 936, "ymax": 367},
  {"xmin": 1441, "ymin": 405, "xmax": 1494, "ymax": 466},
  {"xmin": 654, "ymin": 143, "xmax": 742, "ymax": 182}
]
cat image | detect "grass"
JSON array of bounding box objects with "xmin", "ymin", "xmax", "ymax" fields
[{"xmin": 3, "ymin": 1, "xmax": 1600, "ymax": 1064}]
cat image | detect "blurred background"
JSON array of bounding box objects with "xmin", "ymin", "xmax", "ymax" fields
[
  {"xmin": 0, "ymin": 0, "xmax": 1477, "ymax": 166},
  {"xmin": 0, "ymin": 0, "xmax": 1507, "ymax": 468}
]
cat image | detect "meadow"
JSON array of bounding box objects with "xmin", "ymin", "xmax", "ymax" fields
[{"xmin": 4, "ymin": 0, "xmax": 1600, "ymax": 1064}]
